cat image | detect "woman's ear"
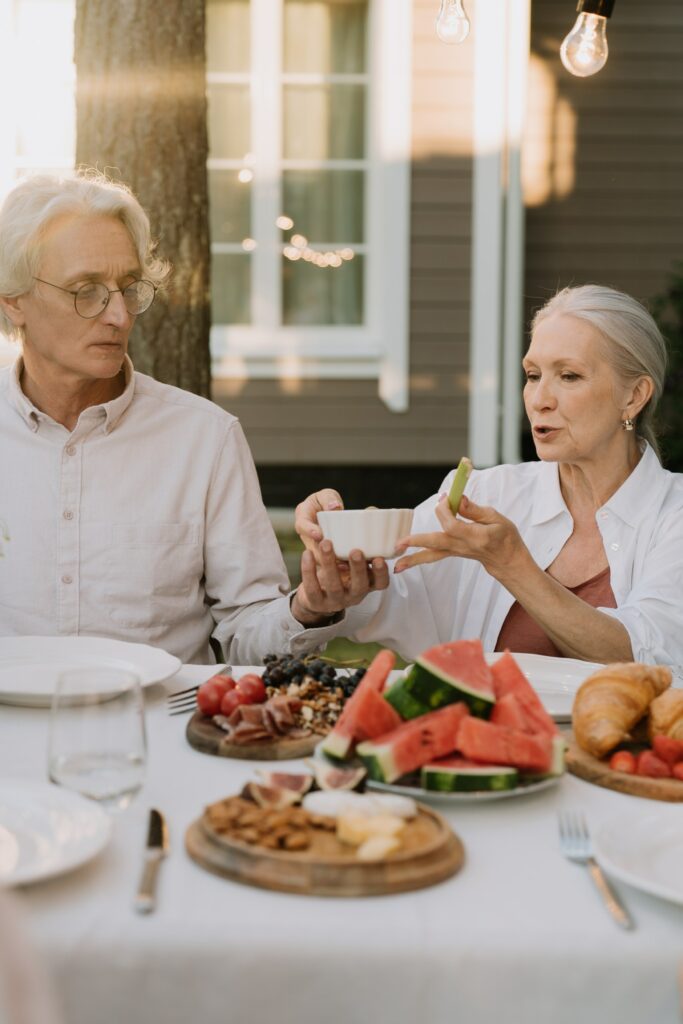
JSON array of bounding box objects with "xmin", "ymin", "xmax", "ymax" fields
[
  {"xmin": 0, "ymin": 296, "xmax": 26, "ymax": 328},
  {"xmin": 627, "ymin": 375, "xmax": 654, "ymax": 419}
]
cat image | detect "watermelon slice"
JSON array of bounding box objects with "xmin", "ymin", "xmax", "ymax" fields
[
  {"xmin": 490, "ymin": 651, "xmax": 559, "ymax": 736},
  {"xmin": 320, "ymin": 649, "xmax": 400, "ymax": 761},
  {"xmin": 385, "ymin": 639, "xmax": 495, "ymax": 719},
  {"xmin": 421, "ymin": 756, "xmax": 519, "ymax": 793},
  {"xmin": 456, "ymin": 716, "xmax": 564, "ymax": 775},
  {"xmin": 356, "ymin": 702, "xmax": 469, "ymax": 783}
]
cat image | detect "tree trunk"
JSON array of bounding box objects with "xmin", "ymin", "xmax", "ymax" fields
[{"xmin": 74, "ymin": 0, "xmax": 211, "ymax": 397}]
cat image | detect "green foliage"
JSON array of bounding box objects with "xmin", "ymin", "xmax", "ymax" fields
[{"xmin": 651, "ymin": 263, "xmax": 683, "ymax": 471}]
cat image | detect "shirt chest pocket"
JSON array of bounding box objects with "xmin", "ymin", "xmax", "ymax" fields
[{"xmin": 105, "ymin": 522, "xmax": 203, "ymax": 629}]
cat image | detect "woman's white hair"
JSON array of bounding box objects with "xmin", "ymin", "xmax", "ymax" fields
[
  {"xmin": 0, "ymin": 168, "xmax": 171, "ymax": 340},
  {"xmin": 531, "ymin": 284, "xmax": 668, "ymax": 460}
]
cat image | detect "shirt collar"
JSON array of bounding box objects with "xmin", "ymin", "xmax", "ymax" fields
[
  {"xmin": 602, "ymin": 443, "xmax": 665, "ymax": 528},
  {"xmin": 530, "ymin": 460, "xmax": 569, "ymax": 525},
  {"xmin": 6, "ymin": 353, "xmax": 135, "ymax": 434}
]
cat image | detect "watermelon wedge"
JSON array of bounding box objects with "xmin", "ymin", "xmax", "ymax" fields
[
  {"xmin": 384, "ymin": 639, "xmax": 495, "ymax": 720},
  {"xmin": 421, "ymin": 756, "xmax": 519, "ymax": 793},
  {"xmin": 490, "ymin": 651, "xmax": 559, "ymax": 736},
  {"xmin": 456, "ymin": 716, "xmax": 564, "ymax": 775},
  {"xmin": 356, "ymin": 702, "xmax": 469, "ymax": 783},
  {"xmin": 320, "ymin": 649, "xmax": 400, "ymax": 761}
]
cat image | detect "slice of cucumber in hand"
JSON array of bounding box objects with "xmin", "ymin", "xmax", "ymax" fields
[{"xmin": 447, "ymin": 457, "xmax": 472, "ymax": 514}]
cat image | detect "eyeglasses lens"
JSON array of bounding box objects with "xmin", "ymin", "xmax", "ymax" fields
[{"xmin": 74, "ymin": 280, "xmax": 155, "ymax": 318}]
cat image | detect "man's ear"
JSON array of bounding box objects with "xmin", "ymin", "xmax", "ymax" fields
[{"xmin": 0, "ymin": 296, "xmax": 25, "ymax": 328}]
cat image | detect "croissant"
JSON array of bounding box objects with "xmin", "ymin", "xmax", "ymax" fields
[
  {"xmin": 572, "ymin": 662, "xmax": 672, "ymax": 759},
  {"xmin": 648, "ymin": 689, "xmax": 683, "ymax": 743}
]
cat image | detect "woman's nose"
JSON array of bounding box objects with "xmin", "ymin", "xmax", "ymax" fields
[{"xmin": 530, "ymin": 377, "xmax": 556, "ymax": 410}]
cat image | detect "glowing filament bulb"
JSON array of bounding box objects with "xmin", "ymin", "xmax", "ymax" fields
[
  {"xmin": 560, "ymin": 11, "xmax": 609, "ymax": 77},
  {"xmin": 436, "ymin": 0, "xmax": 470, "ymax": 45}
]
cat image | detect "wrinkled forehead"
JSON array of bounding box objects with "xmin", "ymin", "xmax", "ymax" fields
[
  {"xmin": 526, "ymin": 312, "xmax": 613, "ymax": 366},
  {"xmin": 36, "ymin": 213, "xmax": 140, "ymax": 279}
]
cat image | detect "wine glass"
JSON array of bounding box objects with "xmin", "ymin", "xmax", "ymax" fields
[{"xmin": 47, "ymin": 668, "xmax": 147, "ymax": 812}]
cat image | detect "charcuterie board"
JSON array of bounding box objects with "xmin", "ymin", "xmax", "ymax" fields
[
  {"xmin": 565, "ymin": 732, "xmax": 683, "ymax": 802},
  {"xmin": 186, "ymin": 711, "xmax": 320, "ymax": 761},
  {"xmin": 185, "ymin": 799, "xmax": 464, "ymax": 896}
]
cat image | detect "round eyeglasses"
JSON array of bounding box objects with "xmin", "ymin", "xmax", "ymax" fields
[{"xmin": 33, "ymin": 277, "xmax": 157, "ymax": 319}]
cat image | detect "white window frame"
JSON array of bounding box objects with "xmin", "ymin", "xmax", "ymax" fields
[{"xmin": 209, "ymin": 0, "xmax": 413, "ymax": 411}]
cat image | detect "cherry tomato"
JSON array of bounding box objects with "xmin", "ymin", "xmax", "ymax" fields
[
  {"xmin": 196, "ymin": 682, "xmax": 224, "ymax": 717},
  {"xmin": 203, "ymin": 674, "xmax": 235, "ymax": 698},
  {"xmin": 652, "ymin": 735, "xmax": 683, "ymax": 767},
  {"xmin": 236, "ymin": 673, "xmax": 267, "ymax": 705},
  {"xmin": 672, "ymin": 762, "xmax": 683, "ymax": 782},
  {"xmin": 636, "ymin": 749, "xmax": 671, "ymax": 778},
  {"xmin": 608, "ymin": 750, "xmax": 636, "ymax": 774},
  {"xmin": 220, "ymin": 689, "xmax": 246, "ymax": 716}
]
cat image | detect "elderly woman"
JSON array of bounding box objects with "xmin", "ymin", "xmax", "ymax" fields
[
  {"xmin": 0, "ymin": 171, "xmax": 329, "ymax": 664},
  {"xmin": 291, "ymin": 285, "xmax": 683, "ymax": 667}
]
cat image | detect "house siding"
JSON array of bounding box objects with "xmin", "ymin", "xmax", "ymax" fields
[{"xmin": 215, "ymin": 0, "xmax": 474, "ymax": 467}]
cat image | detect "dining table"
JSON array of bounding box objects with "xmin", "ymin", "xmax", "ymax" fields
[{"xmin": 2, "ymin": 662, "xmax": 682, "ymax": 1024}]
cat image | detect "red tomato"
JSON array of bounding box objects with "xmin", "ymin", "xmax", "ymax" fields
[
  {"xmin": 608, "ymin": 750, "xmax": 636, "ymax": 774},
  {"xmin": 652, "ymin": 734, "xmax": 683, "ymax": 767},
  {"xmin": 204, "ymin": 673, "xmax": 237, "ymax": 697},
  {"xmin": 236, "ymin": 673, "xmax": 267, "ymax": 705},
  {"xmin": 220, "ymin": 689, "xmax": 246, "ymax": 716},
  {"xmin": 672, "ymin": 762, "xmax": 683, "ymax": 782},
  {"xmin": 636, "ymin": 749, "xmax": 671, "ymax": 778},
  {"xmin": 196, "ymin": 682, "xmax": 224, "ymax": 717}
]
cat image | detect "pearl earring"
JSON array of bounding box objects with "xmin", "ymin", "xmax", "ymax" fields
[{"xmin": 622, "ymin": 416, "xmax": 634, "ymax": 432}]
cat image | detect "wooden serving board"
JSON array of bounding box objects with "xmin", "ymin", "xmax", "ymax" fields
[
  {"xmin": 186, "ymin": 710, "xmax": 320, "ymax": 761},
  {"xmin": 185, "ymin": 805, "xmax": 464, "ymax": 896},
  {"xmin": 565, "ymin": 732, "xmax": 683, "ymax": 802}
]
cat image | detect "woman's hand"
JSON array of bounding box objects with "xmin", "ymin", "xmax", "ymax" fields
[
  {"xmin": 393, "ymin": 494, "xmax": 531, "ymax": 582},
  {"xmin": 291, "ymin": 543, "xmax": 390, "ymax": 626},
  {"xmin": 294, "ymin": 489, "xmax": 344, "ymax": 552}
]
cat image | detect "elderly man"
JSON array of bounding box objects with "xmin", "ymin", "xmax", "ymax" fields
[{"xmin": 0, "ymin": 171, "xmax": 353, "ymax": 664}]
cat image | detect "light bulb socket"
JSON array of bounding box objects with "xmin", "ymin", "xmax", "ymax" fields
[{"xmin": 576, "ymin": 0, "xmax": 615, "ymax": 18}]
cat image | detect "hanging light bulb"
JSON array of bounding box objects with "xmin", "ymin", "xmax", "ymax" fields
[
  {"xmin": 436, "ymin": 0, "xmax": 470, "ymax": 45},
  {"xmin": 560, "ymin": 0, "xmax": 615, "ymax": 78}
]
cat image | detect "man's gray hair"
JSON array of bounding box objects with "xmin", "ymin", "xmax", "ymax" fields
[
  {"xmin": 531, "ymin": 284, "xmax": 668, "ymax": 460},
  {"xmin": 0, "ymin": 169, "xmax": 170, "ymax": 340}
]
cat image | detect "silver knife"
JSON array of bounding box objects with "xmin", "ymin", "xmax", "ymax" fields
[{"xmin": 135, "ymin": 808, "xmax": 169, "ymax": 914}]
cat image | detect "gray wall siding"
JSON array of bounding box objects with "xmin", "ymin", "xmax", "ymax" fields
[{"xmin": 215, "ymin": 0, "xmax": 474, "ymax": 466}]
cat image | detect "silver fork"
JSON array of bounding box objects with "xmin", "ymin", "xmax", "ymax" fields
[
  {"xmin": 166, "ymin": 666, "xmax": 231, "ymax": 716},
  {"xmin": 558, "ymin": 812, "xmax": 634, "ymax": 931}
]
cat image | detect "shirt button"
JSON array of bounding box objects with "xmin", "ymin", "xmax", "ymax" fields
[
  {"xmin": 65, "ymin": 445, "xmax": 76, "ymax": 456},
  {"xmin": 610, "ymin": 542, "xmax": 619, "ymax": 551},
  {"xmin": 63, "ymin": 510, "xmax": 74, "ymax": 520},
  {"xmin": 61, "ymin": 574, "xmax": 73, "ymax": 584}
]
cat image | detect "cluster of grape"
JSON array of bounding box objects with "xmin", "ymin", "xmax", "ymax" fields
[{"xmin": 262, "ymin": 654, "xmax": 366, "ymax": 698}]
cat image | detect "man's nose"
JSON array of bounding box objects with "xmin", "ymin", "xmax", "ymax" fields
[{"xmin": 101, "ymin": 290, "xmax": 132, "ymax": 327}]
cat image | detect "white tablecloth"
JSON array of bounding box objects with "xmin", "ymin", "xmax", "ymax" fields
[{"xmin": 2, "ymin": 665, "xmax": 682, "ymax": 1024}]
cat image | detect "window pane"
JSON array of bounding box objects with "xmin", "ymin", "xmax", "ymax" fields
[
  {"xmin": 212, "ymin": 254, "xmax": 251, "ymax": 324},
  {"xmin": 206, "ymin": 0, "xmax": 250, "ymax": 73},
  {"xmin": 209, "ymin": 170, "xmax": 251, "ymax": 242},
  {"xmin": 283, "ymin": 0, "xmax": 368, "ymax": 74},
  {"xmin": 208, "ymin": 85, "xmax": 250, "ymax": 159},
  {"xmin": 283, "ymin": 170, "xmax": 363, "ymax": 243},
  {"xmin": 283, "ymin": 254, "xmax": 363, "ymax": 325},
  {"xmin": 283, "ymin": 85, "xmax": 365, "ymax": 160}
]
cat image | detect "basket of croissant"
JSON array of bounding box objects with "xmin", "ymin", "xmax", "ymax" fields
[{"xmin": 571, "ymin": 663, "xmax": 683, "ymax": 784}]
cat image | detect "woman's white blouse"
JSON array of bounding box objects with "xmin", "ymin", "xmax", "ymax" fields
[{"xmin": 338, "ymin": 446, "xmax": 683, "ymax": 668}]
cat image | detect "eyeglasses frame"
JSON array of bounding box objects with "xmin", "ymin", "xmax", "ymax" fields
[{"xmin": 32, "ymin": 276, "xmax": 157, "ymax": 320}]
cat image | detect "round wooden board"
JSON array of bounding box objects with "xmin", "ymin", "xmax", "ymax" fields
[
  {"xmin": 185, "ymin": 804, "xmax": 464, "ymax": 896},
  {"xmin": 565, "ymin": 732, "xmax": 683, "ymax": 802},
  {"xmin": 186, "ymin": 710, "xmax": 320, "ymax": 761}
]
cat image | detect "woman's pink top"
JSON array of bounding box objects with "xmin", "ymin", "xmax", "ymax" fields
[{"xmin": 494, "ymin": 566, "xmax": 617, "ymax": 657}]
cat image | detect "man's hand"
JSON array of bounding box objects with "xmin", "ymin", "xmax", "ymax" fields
[
  {"xmin": 294, "ymin": 489, "xmax": 344, "ymax": 553},
  {"xmin": 291, "ymin": 542, "xmax": 390, "ymax": 626},
  {"xmin": 393, "ymin": 494, "xmax": 531, "ymax": 583}
]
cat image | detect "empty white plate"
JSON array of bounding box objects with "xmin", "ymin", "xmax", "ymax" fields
[
  {"xmin": 0, "ymin": 781, "xmax": 113, "ymax": 886},
  {"xmin": 593, "ymin": 810, "xmax": 683, "ymax": 907},
  {"xmin": 0, "ymin": 636, "xmax": 181, "ymax": 707}
]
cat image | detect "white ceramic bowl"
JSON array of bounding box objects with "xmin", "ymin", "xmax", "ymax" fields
[{"xmin": 316, "ymin": 508, "xmax": 414, "ymax": 560}]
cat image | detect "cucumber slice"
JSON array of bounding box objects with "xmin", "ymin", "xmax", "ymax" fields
[
  {"xmin": 421, "ymin": 762, "xmax": 519, "ymax": 792},
  {"xmin": 448, "ymin": 456, "xmax": 473, "ymax": 514}
]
